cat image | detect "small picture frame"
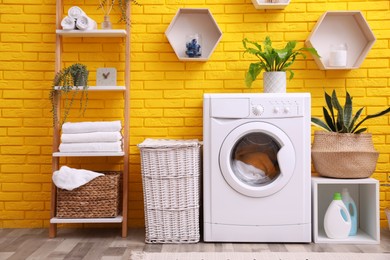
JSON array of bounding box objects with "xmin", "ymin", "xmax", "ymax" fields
[{"xmin": 96, "ymin": 67, "xmax": 117, "ymax": 86}]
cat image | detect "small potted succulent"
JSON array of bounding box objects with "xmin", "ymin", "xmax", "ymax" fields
[
  {"xmin": 243, "ymin": 36, "xmax": 320, "ymax": 93},
  {"xmin": 311, "ymin": 90, "xmax": 390, "ymax": 178},
  {"xmin": 49, "ymin": 63, "xmax": 89, "ymax": 127}
]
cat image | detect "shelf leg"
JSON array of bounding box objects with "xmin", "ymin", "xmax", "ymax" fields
[{"xmin": 49, "ymin": 223, "xmax": 57, "ymax": 238}]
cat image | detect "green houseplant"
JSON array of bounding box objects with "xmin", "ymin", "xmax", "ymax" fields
[
  {"xmin": 243, "ymin": 36, "xmax": 320, "ymax": 92},
  {"xmin": 49, "ymin": 63, "xmax": 89, "ymax": 127},
  {"xmin": 98, "ymin": 0, "xmax": 141, "ymax": 24},
  {"xmin": 311, "ymin": 90, "xmax": 390, "ymax": 178}
]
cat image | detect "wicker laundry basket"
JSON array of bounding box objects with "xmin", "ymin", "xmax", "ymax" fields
[
  {"xmin": 56, "ymin": 171, "xmax": 121, "ymax": 218},
  {"xmin": 138, "ymin": 139, "xmax": 201, "ymax": 243}
]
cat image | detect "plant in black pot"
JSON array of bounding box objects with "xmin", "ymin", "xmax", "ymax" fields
[
  {"xmin": 49, "ymin": 63, "xmax": 89, "ymax": 127},
  {"xmin": 311, "ymin": 90, "xmax": 390, "ymax": 178},
  {"xmin": 243, "ymin": 36, "xmax": 319, "ymax": 93}
]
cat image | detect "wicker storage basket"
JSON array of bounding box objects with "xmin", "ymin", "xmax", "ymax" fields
[
  {"xmin": 138, "ymin": 139, "xmax": 201, "ymax": 243},
  {"xmin": 312, "ymin": 131, "xmax": 379, "ymax": 179},
  {"xmin": 56, "ymin": 171, "xmax": 121, "ymax": 218}
]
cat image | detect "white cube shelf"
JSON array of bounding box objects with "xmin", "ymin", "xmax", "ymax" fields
[
  {"xmin": 305, "ymin": 11, "xmax": 376, "ymax": 70},
  {"xmin": 165, "ymin": 8, "xmax": 222, "ymax": 61},
  {"xmin": 251, "ymin": 0, "xmax": 290, "ymax": 9},
  {"xmin": 312, "ymin": 177, "xmax": 379, "ymax": 244}
]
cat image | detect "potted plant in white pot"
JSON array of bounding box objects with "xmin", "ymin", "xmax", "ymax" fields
[
  {"xmin": 243, "ymin": 36, "xmax": 320, "ymax": 93},
  {"xmin": 311, "ymin": 90, "xmax": 390, "ymax": 178}
]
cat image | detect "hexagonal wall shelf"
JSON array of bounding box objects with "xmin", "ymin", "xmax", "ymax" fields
[
  {"xmin": 252, "ymin": 0, "xmax": 290, "ymax": 10},
  {"xmin": 305, "ymin": 11, "xmax": 376, "ymax": 70},
  {"xmin": 165, "ymin": 8, "xmax": 222, "ymax": 61}
]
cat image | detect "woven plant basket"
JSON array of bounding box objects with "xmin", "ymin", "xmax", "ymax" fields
[
  {"xmin": 56, "ymin": 171, "xmax": 121, "ymax": 218},
  {"xmin": 311, "ymin": 131, "xmax": 379, "ymax": 179}
]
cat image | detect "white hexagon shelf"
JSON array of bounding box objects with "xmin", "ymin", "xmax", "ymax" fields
[
  {"xmin": 165, "ymin": 8, "xmax": 222, "ymax": 61},
  {"xmin": 252, "ymin": 0, "xmax": 290, "ymax": 10},
  {"xmin": 305, "ymin": 11, "xmax": 376, "ymax": 70}
]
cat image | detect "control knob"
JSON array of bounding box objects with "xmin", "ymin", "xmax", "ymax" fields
[{"xmin": 252, "ymin": 105, "xmax": 264, "ymax": 116}]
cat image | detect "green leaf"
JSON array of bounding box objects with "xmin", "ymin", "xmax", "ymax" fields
[
  {"xmin": 343, "ymin": 91, "xmax": 353, "ymax": 131},
  {"xmin": 354, "ymin": 128, "xmax": 367, "ymax": 134},
  {"xmin": 353, "ymin": 107, "xmax": 390, "ymax": 133},
  {"xmin": 349, "ymin": 107, "xmax": 364, "ymax": 133},
  {"xmin": 323, "ymin": 107, "xmax": 336, "ymax": 131},
  {"xmin": 245, "ymin": 62, "xmax": 263, "ymax": 87},
  {"xmin": 331, "ymin": 90, "xmax": 345, "ymax": 132},
  {"xmin": 311, "ymin": 117, "xmax": 333, "ymax": 132},
  {"xmin": 324, "ymin": 91, "xmax": 335, "ymax": 127}
]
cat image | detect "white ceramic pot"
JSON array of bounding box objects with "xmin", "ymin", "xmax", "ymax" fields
[{"xmin": 263, "ymin": 71, "xmax": 286, "ymax": 93}]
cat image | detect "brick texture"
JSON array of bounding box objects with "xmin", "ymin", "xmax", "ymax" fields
[{"xmin": 0, "ymin": 0, "xmax": 389, "ymax": 229}]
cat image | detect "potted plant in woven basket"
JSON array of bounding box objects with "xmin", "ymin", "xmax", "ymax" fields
[
  {"xmin": 311, "ymin": 90, "xmax": 390, "ymax": 178},
  {"xmin": 243, "ymin": 36, "xmax": 320, "ymax": 93}
]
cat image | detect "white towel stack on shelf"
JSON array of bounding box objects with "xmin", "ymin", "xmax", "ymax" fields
[
  {"xmin": 61, "ymin": 6, "xmax": 97, "ymax": 31},
  {"xmin": 59, "ymin": 121, "xmax": 123, "ymax": 153}
]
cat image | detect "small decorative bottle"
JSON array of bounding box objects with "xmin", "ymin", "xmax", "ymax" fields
[{"xmin": 101, "ymin": 15, "xmax": 112, "ymax": 30}]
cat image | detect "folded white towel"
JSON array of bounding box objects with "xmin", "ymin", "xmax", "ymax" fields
[
  {"xmin": 61, "ymin": 131, "xmax": 122, "ymax": 143},
  {"xmin": 61, "ymin": 16, "xmax": 76, "ymax": 30},
  {"xmin": 59, "ymin": 141, "xmax": 122, "ymax": 153},
  {"xmin": 76, "ymin": 15, "xmax": 97, "ymax": 30},
  {"xmin": 68, "ymin": 6, "xmax": 85, "ymax": 20},
  {"xmin": 62, "ymin": 121, "xmax": 122, "ymax": 134},
  {"xmin": 52, "ymin": 166, "xmax": 104, "ymax": 191}
]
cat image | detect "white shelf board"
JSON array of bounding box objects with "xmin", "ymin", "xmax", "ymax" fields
[
  {"xmin": 56, "ymin": 29, "xmax": 126, "ymax": 37},
  {"xmin": 316, "ymin": 228, "xmax": 379, "ymax": 244},
  {"xmin": 50, "ymin": 215, "xmax": 123, "ymax": 224},
  {"xmin": 251, "ymin": 0, "xmax": 290, "ymax": 9},
  {"xmin": 53, "ymin": 151, "xmax": 125, "ymax": 157},
  {"xmin": 165, "ymin": 8, "xmax": 222, "ymax": 61},
  {"xmin": 54, "ymin": 86, "xmax": 126, "ymax": 91}
]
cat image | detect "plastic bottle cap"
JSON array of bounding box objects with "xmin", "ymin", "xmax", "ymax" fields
[{"xmin": 333, "ymin": 192, "xmax": 342, "ymax": 200}]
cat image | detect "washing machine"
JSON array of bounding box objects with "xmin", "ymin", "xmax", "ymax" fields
[{"xmin": 203, "ymin": 93, "xmax": 311, "ymax": 242}]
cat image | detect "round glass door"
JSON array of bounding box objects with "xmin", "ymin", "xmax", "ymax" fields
[{"xmin": 219, "ymin": 122, "xmax": 295, "ymax": 197}]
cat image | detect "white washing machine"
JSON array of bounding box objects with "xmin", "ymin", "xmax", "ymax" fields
[{"xmin": 203, "ymin": 93, "xmax": 311, "ymax": 242}]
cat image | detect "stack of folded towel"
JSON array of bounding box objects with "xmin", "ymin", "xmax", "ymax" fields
[
  {"xmin": 59, "ymin": 121, "xmax": 123, "ymax": 153},
  {"xmin": 61, "ymin": 6, "xmax": 97, "ymax": 31}
]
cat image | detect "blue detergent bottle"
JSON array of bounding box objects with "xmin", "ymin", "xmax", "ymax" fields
[{"xmin": 341, "ymin": 188, "xmax": 357, "ymax": 236}]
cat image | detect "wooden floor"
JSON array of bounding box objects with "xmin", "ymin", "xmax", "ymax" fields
[{"xmin": 0, "ymin": 228, "xmax": 389, "ymax": 260}]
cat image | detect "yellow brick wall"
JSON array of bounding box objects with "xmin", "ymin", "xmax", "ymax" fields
[{"xmin": 0, "ymin": 0, "xmax": 389, "ymax": 229}]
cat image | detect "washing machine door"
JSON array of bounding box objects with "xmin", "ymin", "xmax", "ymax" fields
[{"xmin": 219, "ymin": 121, "xmax": 295, "ymax": 198}]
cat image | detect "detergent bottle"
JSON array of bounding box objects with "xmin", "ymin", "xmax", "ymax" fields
[
  {"xmin": 324, "ymin": 192, "xmax": 351, "ymax": 239},
  {"xmin": 341, "ymin": 188, "xmax": 358, "ymax": 236}
]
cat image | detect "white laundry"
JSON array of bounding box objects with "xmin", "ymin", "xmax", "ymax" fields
[
  {"xmin": 61, "ymin": 131, "xmax": 122, "ymax": 143},
  {"xmin": 61, "ymin": 16, "xmax": 75, "ymax": 30},
  {"xmin": 62, "ymin": 121, "xmax": 122, "ymax": 134},
  {"xmin": 59, "ymin": 141, "xmax": 122, "ymax": 153},
  {"xmin": 233, "ymin": 160, "xmax": 270, "ymax": 185},
  {"xmin": 76, "ymin": 15, "xmax": 97, "ymax": 30},
  {"xmin": 52, "ymin": 166, "xmax": 104, "ymax": 191}
]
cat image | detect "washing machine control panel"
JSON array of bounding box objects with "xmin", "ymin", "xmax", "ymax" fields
[{"xmin": 250, "ymin": 98, "xmax": 303, "ymax": 118}]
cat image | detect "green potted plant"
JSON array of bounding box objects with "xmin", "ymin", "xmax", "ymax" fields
[
  {"xmin": 243, "ymin": 36, "xmax": 320, "ymax": 92},
  {"xmin": 49, "ymin": 63, "xmax": 89, "ymax": 127},
  {"xmin": 311, "ymin": 90, "xmax": 390, "ymax": 178},
  {"xmin": 98, "ymin": 0, "xmax": 141, "ymax": 26}
]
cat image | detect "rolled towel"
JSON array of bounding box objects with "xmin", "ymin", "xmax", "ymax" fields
[
  {"xmin": 61, "ymin": 131, "xmax": 122, "ymax": 143},
  {"xmin": 62, "ymin": 121, "xmax": 122, "ymax": 134},
  {"xmin": 76, "ymin": 15, "xmax": 97, "ymax": 30},
  {"xmin": 61, "ymin": 16, "xmax": 76, "ymax": 30},
  {"xmin": 59, "ymin": 141, "xmax": 122, "ymax": 153},
  {"xmin": 68, "ymin": 6, "xmax": 85, "ymax": 20},
  {"xmin": 52, "ymin": 166, "xmax": 104, "ymax": 191}
]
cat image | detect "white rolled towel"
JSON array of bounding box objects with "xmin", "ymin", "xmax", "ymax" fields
[
  {"xmin": 59, "ymin": 141, "xmax": 122, "ymax": 153},
  {"xmin": 61, "ymin": 131, "xmax": 122, "ymax": 143},
  {"xmin": 68, "ymin": 6, "xmax": 85, "ymax": 20},
  {"xmin": 61, "ymin": 16, "xmax": 76, "ymax": 30},
  {"xmin": 52, "ymin": 166, "xmax": 104, "ymax": 191},
  {"xmin": 76, "ymin": 15, "xmax": 97, "ymax": 30},
  {"xmin": 62, "ymin": 121, "xmax": 122, "ymax": 134}
]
